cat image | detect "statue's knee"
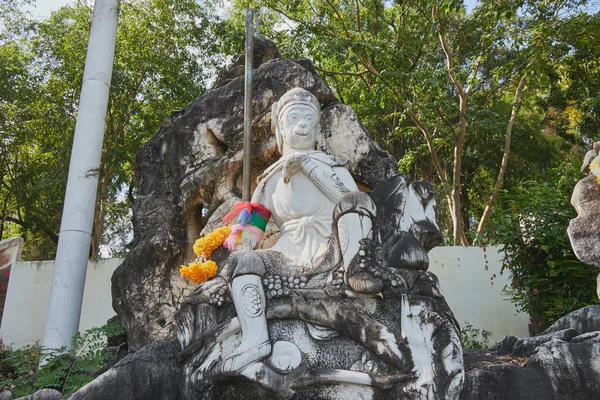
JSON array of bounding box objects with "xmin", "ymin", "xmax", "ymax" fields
[
  {"xmin": 228, "ymin": 252, "xmax": 266, "ymax": 280},
  {"xmin": 334, "ymin": 191, "xmax": 377, "ymax": 220}
]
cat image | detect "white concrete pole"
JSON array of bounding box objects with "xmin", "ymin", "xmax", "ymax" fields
[{"xmin": 41, "ymin": 0, "xmax": 119, "ymax": 353}]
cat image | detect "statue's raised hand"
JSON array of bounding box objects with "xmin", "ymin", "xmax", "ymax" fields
[{"xmin": 282, "ymin": 153, "xmax": 308, "ymax": 183}]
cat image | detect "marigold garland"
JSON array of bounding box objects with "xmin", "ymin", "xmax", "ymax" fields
[
  {"xmin": 179, "ymin": 260, "xmax": 218, "ymax": 283},
  {"xmin": 180, "ymin": 226, "xmax": 231, "ymax": 283},
  {"xmin": 179, "ymin": 202, "xmax": 271, "ymax": 284},
  {"xmin": 192, "ymin": 226, "xmax": 232, "ymax": 258}
]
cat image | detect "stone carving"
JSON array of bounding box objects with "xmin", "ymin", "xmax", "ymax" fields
[
  {"xmin": 568, "ymin": 141, "xmax": 600, "ymax": 300},
  {"xmin": 174, "ymin": 88, "xmax": 463, "ymax": 399},
  {"xmin": 111, "ymin": 53, "xmax": 397, "ymax": 352},
  {"xmin": 461, "ymin": 305, "xmax": 600, "ymax": 400}
]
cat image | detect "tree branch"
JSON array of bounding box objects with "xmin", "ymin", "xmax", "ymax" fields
[
  {"xmin": 324, "ymin": 0, "xmax": 351, "ymax": 38},
  {"xmin": 355, "ymin": 0, "xmax": 361, "ymax": 32},
  {"xmin": 314, "ymin": 66, "xmax": 369, "ymax": 76},
  {"xmin": 435, "ymin": 107, "xmax": 456, "ymax": 138},
  {"xmin": 3, "ymin": 216, "xmax": 59, "ymax": 244},
  {"xmin": 433, "ymin": 5, "xmax": 465, "ymax": 99},
  {"xmin": 475, "ymin": 75, "xmax": 527, "ymax": 242}
]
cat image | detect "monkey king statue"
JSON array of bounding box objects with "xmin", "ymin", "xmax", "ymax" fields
[{"xmin": 175, "ymin": 88, "xmax": 464, "ymax": 400}]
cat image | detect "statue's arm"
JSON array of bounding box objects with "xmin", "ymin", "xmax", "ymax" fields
[{"xmin": 302, "ymin": 159, "xmax": 357, "ymax": 203}]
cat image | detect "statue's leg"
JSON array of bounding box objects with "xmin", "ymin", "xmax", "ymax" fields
[{"xmin": 214, "ymin": 252, "xmax": 271, "ymax": 375}]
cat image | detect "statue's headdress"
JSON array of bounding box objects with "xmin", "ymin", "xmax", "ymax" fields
[{"xmin": 271, "ymin": 88, "xmax": 321, "ymax": 154}]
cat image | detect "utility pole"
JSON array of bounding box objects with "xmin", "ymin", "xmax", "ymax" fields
[
  {"xmin": 41, "ymin": 0, "xmax": 120, "ymax": 355},
  {"xmin": 242, "ymin": 8, "xmax": 254, "ymax": 202}
]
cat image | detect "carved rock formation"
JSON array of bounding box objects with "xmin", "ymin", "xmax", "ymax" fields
[
  {"xmin": 60, "ymin": 307, "xmax": 600, "ymax": 400},
  {"xmin": 111, "ymin": 47, "xmax": 397, "ymax": 352},
  {"xmin": 169, "ymin": 168, "xmax": 462, "ymax": 400}
]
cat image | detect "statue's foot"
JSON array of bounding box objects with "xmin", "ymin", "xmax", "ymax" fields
[{"xmin": 213, "ymin": 341, "xmax": 272, "ymax": 375}]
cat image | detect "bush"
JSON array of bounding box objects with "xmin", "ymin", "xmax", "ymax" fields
[
  {"xmin": 0, "ymin": 320, "xmax": 124, "ymax": 397},
  {"xmin": 461, "ymin": 321, "xmax": 490, "ymax": 350},
  {"xmin": 483, "ymin": 162, "xmax": 598, "ymax": 334}
]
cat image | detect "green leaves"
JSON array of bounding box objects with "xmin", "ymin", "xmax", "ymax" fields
[
  {"xmin": 483, "ymin": 163, "xmax": 598, "ymax": 334},
  {"xmin": 1, "ymin": 0, "xmax": 228, "ymax": 259},
  {"xmin": 0, "ymin": 320, "xmax": 125, "ymax": 396}
]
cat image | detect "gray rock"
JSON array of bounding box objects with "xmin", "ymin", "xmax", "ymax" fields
[
  {"xmin": 509, "ymin": 328, "xmax": 578, "ymax": 357},
  {"xmin": 111, "ymin": 49, "xmax": 397, "ymax": 351},
  {"xmin": 176, "ymin": 270, "xmax": 462, "ymax": 400},
  {"xmin": 461, "ymin": 305, "xmax": 600, "ymax": 400},
  {"xmin": 68, "ymin": 339, "xmax": 182, "ymax": 400},
  {"xmin": 568, "ymin": 175, "xmax": 600, "ymax": 268},
  {"xmin": 0, "ymin": 391, "xmax": 13, "ymax": 400},
  {"xmin": 568, "ymin": 167, "xmax": 600, "ymax": 300},
  {"xmin": 540, "ymin": 304, "xmax": 600, "ymax": 335},
  {"xmin": 15, "ymin": 389, "xmax": 61, "ymax": 400}
]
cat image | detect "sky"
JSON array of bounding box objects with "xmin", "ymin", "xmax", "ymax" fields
[
  {"xmin": 24, "ymin": 0, "xmax": 599, "ymax": 20},
  {"xmin": 30, "ymin": 0, "xmax": 481, "ymax": 18},
  {"xmin": 26, "ymin": 0, "xmax": 73, "ymax": 19}
]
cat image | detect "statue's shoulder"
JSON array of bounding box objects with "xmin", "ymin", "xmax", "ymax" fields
[{"xmin": 308, "ymin": 151, "xmax": 347, "ymax": 167}]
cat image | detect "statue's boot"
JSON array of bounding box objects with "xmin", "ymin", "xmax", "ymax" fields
[{"xmin": 213, "ymin": 274, "xmax": 271, "ymax": 375}]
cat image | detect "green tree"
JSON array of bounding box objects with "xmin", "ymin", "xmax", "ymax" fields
[
  {"xmin": 483, "ymin": 162, "xmax": 598, "ymax": 334},
  {"xmin": 543, "ymin": 11, "xmax": 600, "ymax": 146},
  {"xmin": 232, "ymin": 0, "xmax": 590, "ymax": 244},
  {"xmin": 0, "ymin": 0, "xmax": 226, "ymax": 259}
]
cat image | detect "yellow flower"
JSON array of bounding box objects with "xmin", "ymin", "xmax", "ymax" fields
[
  {"xmin": 193, "ymin": 226, "xmax": 232, "ymax": 257},
  {"xmin": 179, "ymin": 260, "xmax": 219, "ymax": 283}
]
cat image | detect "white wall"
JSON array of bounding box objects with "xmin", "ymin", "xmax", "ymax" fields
[
  {"xmin": 0, "ymin": 259, "xmax": 120, "ymax": 348},
  {"xmin": 0, "ymin": 247, "xmax": 529, "ymax": 349},
  {"xmin": 428, "ymin": 245, "xmax": 530, "ymax": 343}
]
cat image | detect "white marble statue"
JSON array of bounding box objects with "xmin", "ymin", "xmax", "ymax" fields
[{"xmin": 208, "ymin": 88, "xmax": 374, "ymax": 374}]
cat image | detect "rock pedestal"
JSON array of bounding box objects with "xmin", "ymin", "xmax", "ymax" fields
[{"xmin": 176, "ymin": 271, "xmax": 463, "ymax": 400}]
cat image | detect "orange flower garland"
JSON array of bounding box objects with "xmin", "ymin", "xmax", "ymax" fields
[
  {"xmin": 180, "ymin": 226, "xmax": 232, "ymax": 284},
  {"xmin": 180, "ymin": 260, "xmax": 218, "ymax": 283},
  {"xmin": 179, "ymin": 202, "xmax": 271, "ymax": 284},
  {"xmin": 192, "ymin": 226, "xmax": 232, "ymax": 258}
]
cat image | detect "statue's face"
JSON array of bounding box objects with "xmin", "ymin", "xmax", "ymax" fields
[{"xmin": 279, "ymin": 104, "xmax": 319, "ymax": 151}]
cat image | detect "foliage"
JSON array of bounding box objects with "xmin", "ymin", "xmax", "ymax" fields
[
  {"xmin": 0, "ymin": 0, "xmax": 227, "ymax": 260},
  {"xmin": 483, "ymin": 162, "xmax": 598, "ymax": 334},
  {"xmin": 543, "ymin": 11, "xmax": 600, "ymax": 145},
  {"xmin": 230, "ymin": 0, "xmax": 594, "ymax": 244},
  {"xmin": 1, "ymin": 0, "xmax": 599, "ymax": 258},
  {"xmin": 460, "ymin": 321, "xmax": 490, "ymax": 350},
  {"xmin": 0, "ymin": 320, "xmax": 124, "ymax": 397}
]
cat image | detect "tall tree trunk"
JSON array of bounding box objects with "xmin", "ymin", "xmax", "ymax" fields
[
  {"xmin": 474, "ymin": 75, "xmax": 527, "ymax": 243},
  {"xmin": 90, "ymin": 167, "xmax": 111, "ymax": 259},
  {"xmin": 451, "ymin": 93, "xmax": 468, "ymax": 245},
  {"xmin": 435, "ymin": 3, "xmax": 471, "ymax": 246}
]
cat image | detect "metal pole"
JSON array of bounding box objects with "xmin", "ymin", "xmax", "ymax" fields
[
  {"xmin": 41, "ymin": 0, "xmax": 119, "ymax": 355},
  {"xmin": 242, "ymin": 8, "xmax": 253, "ymax": 202}
]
